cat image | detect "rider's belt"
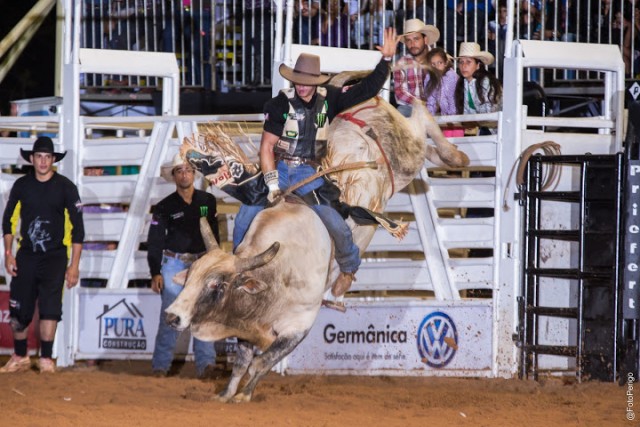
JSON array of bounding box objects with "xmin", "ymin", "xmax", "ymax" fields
[
  {"xmin": 277, "ymin": 155, "xmax": 318, "ymax": 167},
  {"xmin": 163, "ymin": 250, "xmax": 205, "ymax": 263}
]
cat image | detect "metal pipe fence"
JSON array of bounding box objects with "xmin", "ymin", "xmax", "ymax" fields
[{"xmin": 79, "ymin": 0, "xmax": 636, "ymax": 92}]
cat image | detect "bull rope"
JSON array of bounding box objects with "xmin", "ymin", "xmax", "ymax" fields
[
  {"xmin": 278, "ymin": 160, "xmax": 379, "ymax": 198},
  {"xmin": 276, "ymin": 160, "xmax": 409, "ymax": 240},
  {"xmin": 336, "ymin": 96, "xmax": 396, "ymax": 195}
]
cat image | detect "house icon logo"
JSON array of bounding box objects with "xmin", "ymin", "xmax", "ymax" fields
[{"xmin": 96, "ymin": 298, "xmax": 147, "ymax": 350}]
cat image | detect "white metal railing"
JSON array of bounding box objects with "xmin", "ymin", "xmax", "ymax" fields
[{"xmin": 71, "ymin": 0, "xmax": 637, "ymax": 92}]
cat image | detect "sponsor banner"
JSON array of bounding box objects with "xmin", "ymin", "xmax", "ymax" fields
[
  {"xmin": 0, "ymin": 290, "xmax": 40, "ymax": 351},
  {"xmin": 77, "ymin": 290, "xmax": 161, "ymax": 355},
  {"xmin": 287, "ymin": 302, "xmax": 492, "ymax": 372},
  {"xmin": 623, "ymin": 160, "xmax": 640, "ymax": 319}
]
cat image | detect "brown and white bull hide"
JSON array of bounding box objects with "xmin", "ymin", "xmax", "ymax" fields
[
  {"xmin": 165, "ymin": 202, "xmax": 332, "ymax": 402},
  {"xmin": 323, "ymin": 86, "xmax": 469, "ymax": 256}
]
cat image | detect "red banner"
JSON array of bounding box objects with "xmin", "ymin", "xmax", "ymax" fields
[{"xmin": 0, "ymin": 290, "xmax": 40, "ymax": 350}]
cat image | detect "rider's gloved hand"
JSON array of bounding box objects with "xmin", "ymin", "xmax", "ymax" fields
[
  {"xmin": 264, "ymin": 170, "xmax": 282, "ymax": 203},
  {"xmin": 267, "ymin": 189, "xmax": 282, "ymax": 203}
]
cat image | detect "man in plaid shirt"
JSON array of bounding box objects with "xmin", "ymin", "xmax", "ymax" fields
[{"xmin": 393, "ymin": 19, "xmax": 440, "ymax": 117}]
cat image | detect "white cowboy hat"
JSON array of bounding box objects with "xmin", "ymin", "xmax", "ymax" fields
[
  {"xmin": 400, "ymin": 19, "xmax": 440, "ymax": 45},
  {"xmin": 279, "ymin": 53, "xmax": 331, "ymax": 86},
  {"xmin": 160, "ymin": 153, "xmax": 200, "ymax": 183},
  {"xmin": 457, "ymin": 42, "xmax": 495, "ymax": 66}
]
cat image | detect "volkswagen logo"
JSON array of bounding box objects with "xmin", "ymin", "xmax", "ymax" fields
[{"xmin": 417, "ymin": 311, "xmax": 458, "ymax": 368}]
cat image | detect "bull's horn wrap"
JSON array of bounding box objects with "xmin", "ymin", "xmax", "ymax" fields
[
  {"xmin": 235, "ymin": 242, "xmax": 280, "ymax": 273},
  {"xmin": 200, "ymin": 217, "xmax": 220, "ymax": 251}
]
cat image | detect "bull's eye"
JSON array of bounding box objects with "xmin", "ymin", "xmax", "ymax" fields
[{"xmin": 206, "ymin": 279, "xmax": 221, "ymax": 289}]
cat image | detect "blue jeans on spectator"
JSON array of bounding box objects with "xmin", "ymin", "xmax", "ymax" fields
[
  {"xmin": 233, "ymin": 162, "xmax": 361, "ymax": 274},
  {"xmin": 152, "ymin": 256, "xmax": 215, "ymax": 376}
]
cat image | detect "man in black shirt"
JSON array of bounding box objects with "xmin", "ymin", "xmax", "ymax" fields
[
  {"xmin": 147, "ymin": 153, "xmax": 219, "ymax": 378},
  {"xmin": 1, "ymin": 137, "xmax": 84, "ymax": 374},
  {"xmin": 233, "ymin": 27, "xmax": 398, "ymax": 312}
]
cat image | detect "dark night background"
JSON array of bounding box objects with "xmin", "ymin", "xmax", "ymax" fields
[{"xmin": 0, "ymin": 4, "xmax": 56, "ymax": 116}]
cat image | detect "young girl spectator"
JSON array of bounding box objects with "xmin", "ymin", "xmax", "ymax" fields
[
  {"xmin": 424, "ymin": 47, "xmax": 463, "ymax": 137},
  {"xmin": 455, "ymin": 42, "xmax": 502, "ymax": 114},
  {"xmin": 455, "ymin": 42, "xmax": 502, "ymax": 134}
]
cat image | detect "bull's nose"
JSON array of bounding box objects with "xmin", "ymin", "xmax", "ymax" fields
[{"xmin": 165, "ymin": 313, "xmax": 181, "ymax": 329}]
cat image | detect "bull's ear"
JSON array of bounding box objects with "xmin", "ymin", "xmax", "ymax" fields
[
  {"xmin": 172, "ymin": 269, "xmax": 188, "ymax": 286},
  {"xmin": 236, "ymin": 277, "xmax": 269, "ymax": 294}
]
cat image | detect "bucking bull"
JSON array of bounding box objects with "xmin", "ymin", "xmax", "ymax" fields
[{"xmin": 164, "ymin": 73, "xmax": 469, "ymax": 402}]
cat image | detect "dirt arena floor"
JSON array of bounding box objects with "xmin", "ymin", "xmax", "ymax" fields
[{"xmin": 0, "ymin": 358, "xmax": 632, "ymax": 427}]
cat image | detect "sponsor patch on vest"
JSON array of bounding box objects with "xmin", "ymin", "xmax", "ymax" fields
[
  {"xmin": 285, "ymin": 130, "xmax": 298, "ymax": 138},
  {"xmin": 288, "ymin": 112, "xmax": 306, "ymax": 120},
  {"xmin": 276, "ymin": 140, "xmax": 291, "ymax": 151},
  {"xmin": 170, "ymin": 212, "xmax": 184, "ymax": 220},
  {"xmin": 315, "ymin": 113, "xmax": 327, "ymax": 128}
]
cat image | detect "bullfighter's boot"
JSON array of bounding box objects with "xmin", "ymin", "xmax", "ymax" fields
[
  {"xmin": 0, "ymin": 354, "xmax": 31, "ymax": 373},
  {"xmin": 37, "ymin": 357, "xmax": 56, "ymax": 374}
]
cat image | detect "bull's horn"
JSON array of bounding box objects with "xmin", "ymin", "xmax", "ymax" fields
[
  {"xmin": 235, "ymin": 242, "xmax": 280, "ymax": 273},
  {"xmin": 200, "ymin": 217, "xmax": 219, "ymax": 251}
]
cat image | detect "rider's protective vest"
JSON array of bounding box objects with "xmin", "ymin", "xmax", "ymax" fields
[{"xmin": 274, "ymin": 87, "xmax": 329, "ymax": 160}]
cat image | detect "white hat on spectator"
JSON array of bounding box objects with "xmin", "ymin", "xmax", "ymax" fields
[
  {"xmin": 457, "ymin": 42, "xmax": 494, "ymax": 66},
  {"xmin": 400, "ymin": 19, "xmax": 440, "ymax": 45}
]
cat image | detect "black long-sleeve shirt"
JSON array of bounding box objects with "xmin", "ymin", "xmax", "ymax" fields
[
  {"xmin": 2, "ymin": 172, "xmax": 84, "ymax": 253},
  {"xmin": 263, "ymin": 58, "xmax": 391, "ymax": 137},
  {"xmin": 146, "ymin": 190, "xmax": 219, "ymax": 276}
]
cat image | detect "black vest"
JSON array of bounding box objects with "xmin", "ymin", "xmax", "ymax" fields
[{"xmin": 274, "ymin": 87, "xmax": 329, "ymax": 160}]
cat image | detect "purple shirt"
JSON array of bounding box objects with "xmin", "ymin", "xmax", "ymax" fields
[
  {"xmin": 319, "ymin": 13, "xmax": 350, "ymax": 47},
  {"xmin": 424, "ymin": 68, "xmax": 459, "ymax": 116}
]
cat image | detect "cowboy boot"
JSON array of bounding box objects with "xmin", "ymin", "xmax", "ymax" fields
[{"xmin": 331, "ymin": 271, "xmax": 356, "ymax": 298}]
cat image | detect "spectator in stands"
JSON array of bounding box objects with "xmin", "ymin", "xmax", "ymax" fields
[
  {"xmin": 183, "ymin": 1, "xmax": 213, "ymax": 88},
  {"xmin": 445, "ymin": 0, "xmax": 493, "ymax": 53},
  {"xmin": 294, "ymin": 0, "xmax": 321, "ymax": 45},
  {"xmin": 424, "ymin": 47, "xmax": 463, "ymax": 136},
  {"xmin": 591, "ymin": 0, "xmax": 617, "ymax": 44},
  {"xmin": 352, "ymin": 0, "xmax": 397, "ymax": 49},
  {"xmin": 243, "ymin": 0, "xmax": 274, "ymax": 86},
  {"xmin": 319, "ymin": 0, "xmax": 350, "ymax": 47},
  {"xmin": 147, "ymin": 153, "xmax": 218, "ymax": 378},
  {"xmin": 401, "ymin": 0, "xmax": 435, "ymax": 26},
  {"xmin": 488, "ymin": 1, "xmax": 508, "ymax": 76},
  {"xmin": 455, "ymin": 42, "xmax": 502, "ymax": 134},
  {"xmin": 1, "ymin": 137, "xmax": 84, "ymax": 374},
  {"xmin": 622, "ymin": 3, "xmax": 640, "ymax": 77},
  {"xmin": 393, "ymin": 18, "xmax": 440, "ymax": 117}
]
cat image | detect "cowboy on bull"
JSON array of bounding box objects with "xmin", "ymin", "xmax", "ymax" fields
[{"xmin": 232, "ymin": 27, "xmax": 398, "ymax": 312}]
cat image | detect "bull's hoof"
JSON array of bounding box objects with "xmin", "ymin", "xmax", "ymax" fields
[
  {"xmin": 438, "ymin": 148, "xmax": 470, "ymax": 168},
  {"xmin": 213, "ymin": 392, "xmax": 233, "ymax": 403},
  {"xmin": 231, "ymin": 392, "xmax": 252, "ymax": 403}
]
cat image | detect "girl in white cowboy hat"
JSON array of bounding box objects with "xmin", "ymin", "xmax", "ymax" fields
[{"xmin": 454, "ymin": 42, "xmax": 502, "ymax": 134}]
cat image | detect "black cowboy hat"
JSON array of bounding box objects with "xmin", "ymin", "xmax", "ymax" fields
[{"xmin": 20, "ymin": 136, "xmax": 66, "ymax": 163}]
